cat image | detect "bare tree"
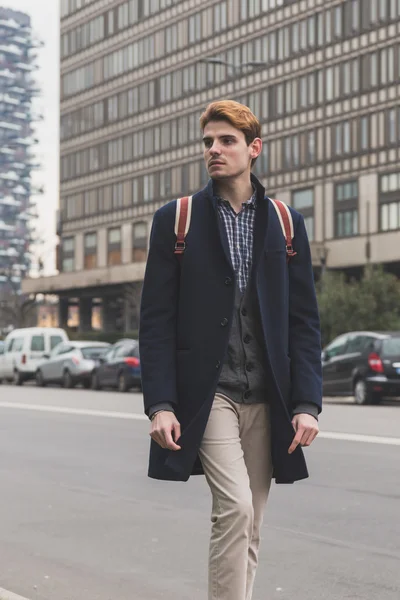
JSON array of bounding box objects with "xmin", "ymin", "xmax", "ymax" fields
[
  {"xmin": 0, "ymin": 267, "xmax": 37, "ymax": 331},
  {"xmin": 0, "ymin": 247, "xmax": 45, "ymax": 332}
]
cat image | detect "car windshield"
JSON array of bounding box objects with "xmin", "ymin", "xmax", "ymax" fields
[
  {"xmin": 121, "ymin": 345, "xmax": 139, "ymax": 358},
  {"xmin": 50, "ymin": 335, "xmax": 64, "ymax": 350},
  {"xmin": 81, "ymin": 347, "xmax": 109, "ymax": 359},
  {"xmin": 381, "ymin": 338, "xmax": 400, "ymax": 357}
]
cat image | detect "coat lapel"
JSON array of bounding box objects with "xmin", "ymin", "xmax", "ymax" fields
[
  {"xmin": 251, "ymin": 174, "xmax": 269, "ymax": 278},
  {"xmin": 206, "ymin": 179, "xmax": 234, "ymax": 273}
]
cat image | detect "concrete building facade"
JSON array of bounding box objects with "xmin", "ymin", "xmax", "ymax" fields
[{"xmin": 23, "ymin": 0, "xmax": 400, "ymax": 332}]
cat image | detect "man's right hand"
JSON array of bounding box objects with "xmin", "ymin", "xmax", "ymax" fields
[{"xmin": 150, "ymin": 411, "xmax": 181, "ymax": 451}]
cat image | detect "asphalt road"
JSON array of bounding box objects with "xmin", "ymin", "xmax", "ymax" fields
[{"xmin": 0, "ymin": 385, "xmax": 399, "ymax": 600}]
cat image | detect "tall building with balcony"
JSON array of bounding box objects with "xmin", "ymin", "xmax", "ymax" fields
[
  {"xmin": 23, "ymin": 0, "xmax": 400, "ymax": 332},
  {"xmin": 0, "ymin": 7, "xmax": 39, "ymax": 293}
]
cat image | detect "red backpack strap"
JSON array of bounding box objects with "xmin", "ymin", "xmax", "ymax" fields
[
  {"xmin": 174, "ymin": 196, "xmax": 192, "ymax": 255},
  {"xmin": 270, "ymin": 198, "xmax": 297, "ymax": 262}
]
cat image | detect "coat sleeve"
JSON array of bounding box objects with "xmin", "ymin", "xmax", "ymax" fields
[
  {"xmin": 288, "ymin": 212, "xmax": 323, "ymax": 414},
  {"xmin": 139, "ymin": 205, "xmax": 180, "ymax": 417}
]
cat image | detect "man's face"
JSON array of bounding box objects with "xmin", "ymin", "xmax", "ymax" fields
[{"xmin": 202, "ymin": 120, "xmax": 262, "ymax": 180}]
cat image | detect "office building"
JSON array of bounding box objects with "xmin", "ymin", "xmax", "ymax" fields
[{"xmin": 23, "ymin": 0, "xmax": 400, "ymax": 331}]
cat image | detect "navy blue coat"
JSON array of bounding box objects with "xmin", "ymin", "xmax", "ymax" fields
[{"xmin": 139, "ymin": 175, "xmax": 322, "ymax": 484}]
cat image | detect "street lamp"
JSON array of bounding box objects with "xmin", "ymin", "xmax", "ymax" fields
[
  {"xmin": 200, "ymin": 58, "xmax": 267, "ymax": 96},
  {"xmin": 200, "ymin": 58, "xmax": 267, "ymax": 71},
  {"xmin": 317, "ymin": 245, "xmax": 329, "ymax": 278}
]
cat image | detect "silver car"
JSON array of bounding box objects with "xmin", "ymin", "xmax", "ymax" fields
[{"xmin": 36, "ymin": 341, "xmax": 110, "ymax": 389}]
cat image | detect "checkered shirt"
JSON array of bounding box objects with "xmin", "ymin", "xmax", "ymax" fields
[{"xmin": 216, "ymin": 189, "xmax": 257, "ymax": 293}]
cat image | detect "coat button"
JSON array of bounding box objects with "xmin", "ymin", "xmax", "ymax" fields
[
  {"xmin": 244, "ymin": 390, "xmax": 252, "ymax": 400},
  {"xmin": 246, "ymin": 363, "xmax": 254, "ymax": 372},
  {"xmin": 244, "ymin": 335, "xmax": 252, "ymax": 344},
  {"xmin": 225, "ymin": 277, "xmax": 232, "ymax": 286},
  {"xmin": 215, "ymin": 361, "xmax": 221, "ymax": 369},
  {"xmin": 241, "ymin": 308, "xmax": 248, "ymax": 316},
  {"xmin": 220, "ymin": 318, "xmax": 228, "ymax": 327}
]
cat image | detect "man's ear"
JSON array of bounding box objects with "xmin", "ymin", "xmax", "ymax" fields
[{"xmin": 250, "ymin": 137, "xmax": 263, "ymax": 161}]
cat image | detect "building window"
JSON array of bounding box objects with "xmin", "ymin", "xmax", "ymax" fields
[
  {"xmin": 292, "ymin": 135, "xmax": 300, "ymax": 167},
  {"xmin": 143, "ymin": 174, "xmax": 155, "ymax": 202},
  {"xmin": 214, "ymin": 1, "xmax": 227, "ymax": 32},
  {"xmin": 84, "ymin": 232, "xmax": 97, "ymax": 269},
  {"xmin": 334, "ymin": 121, "xmax": 351, "ymax": 156},
  {"xmin": 389, "ymin": 0, "xmax": 398, "ymax": 19},
  {"xmin": 188, "ymin": 13, "xmax": 202, "ymax": 44},
  {"xmin": 108, "ymin": 228, "xmax": 121, "ymax": 265},
  {"xmin": 370, "ymin": 0, "xmax": 378, "ymax": 23},
  {"xmin": 112, "ymin": 183, "xmax": 124, "ymax": 209},
  {"xmin": 360, "ymin": 115, "xmax": 369, "ymax": 150},
  {"xmin": 253, "ymin": 143, "xmax": 268, "ymax": 177},
  {"xmin": 387, "ymin": 108, "xmax": 398, "ymax": 144},
  {"xmin": 335, "ymin": 181, "xmax": 359, "ymax": 238},
  {"xmin": 292, "ymin": 189, "xmax": 314, "ymax": 241},
  {"xmin": 283, "ymin": 137, "xmax": 291, "ymax": 169},
  {"xmin": 84, "ymin": 190, "xmax": 97, "ymax": 215},
  {"xmin": 380, "ymin": 172, "xmax": 400, "ymax": 231},
  {"xmin": 334, "ymin": 4, "xmax": 343, "ymax": 38},
  {"xmin": 117, "ymin": 2, "xmax": 129, "ymax": 30},
  {"xmin": 160, "ymin": 169, "xmax": 172, "ymax": 197},
  {"xmin": 132, "ymin": 178, "xmax": 139, "ymax": 204},
  {"xmin": 132, "ymin": 221, "xmax": 148, "ymax": 262},
  {"xmin": 370, "ymin": 52, "xmax": 378, "ymax": 86},
  {"xmin": 351, "ymin": 0, "xmax": 360, "ymax": 31},
  {"xmin": 306, "ymin": 130, "xmax": 316, "ymax": 163},
  {"xmin": 62, "ymin": 237, "xmax": 75, "ymax": 272}
]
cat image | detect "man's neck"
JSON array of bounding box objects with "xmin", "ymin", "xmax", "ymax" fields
[{"xmin": 214, "ymin": 175, "xmax": 254, "ymax": 214}]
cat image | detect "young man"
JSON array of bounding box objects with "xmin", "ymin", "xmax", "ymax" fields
[{"xmin": 139, "ymin": 100, "xmax": 322, "ymax": 600}]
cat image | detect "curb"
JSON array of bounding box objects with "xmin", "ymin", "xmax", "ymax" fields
[{"xmin": 0, "ymin": 588, "xmax": 31, "ymax": 600}]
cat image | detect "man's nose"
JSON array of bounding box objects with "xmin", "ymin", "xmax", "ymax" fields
[{"xmin": 209, "ymin": 144, "xmax": 221, "ymax": 155}]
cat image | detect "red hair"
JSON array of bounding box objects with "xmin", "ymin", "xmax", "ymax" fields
[{"xmin": 200, "ymin": 100, "xmax": 261, "ymax": 166}]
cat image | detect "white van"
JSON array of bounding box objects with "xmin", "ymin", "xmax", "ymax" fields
[{"xmin": 0, "ymin": 328, "xmax": 68, "ymax": 385}]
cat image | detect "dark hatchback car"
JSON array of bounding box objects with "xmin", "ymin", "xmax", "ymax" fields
[
  {"xmin": 91, "ymin": 338, "xmax": 141, "ymax": 392},
  {"xmin": 322, "ymin": 331, "xmax": 400, "ymax": 404}
]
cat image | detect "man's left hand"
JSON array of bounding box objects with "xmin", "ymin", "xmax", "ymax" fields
[{"xmin": 288, "ymin": 413, "xmax": 319, "ymax": 454}]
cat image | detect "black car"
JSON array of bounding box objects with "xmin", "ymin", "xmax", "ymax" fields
[
  {"xmin": 322, "ymin": 331, "xmax": 400, "ymax": 404},
  {"xmin": 91, "ymin": 338, "xmax": 141, "ymax": 392}
]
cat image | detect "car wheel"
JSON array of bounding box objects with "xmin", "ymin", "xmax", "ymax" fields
[
  {"xmin": 91, "ymin": 371, "xmax": 101, "ymax": 390},
  {"xmin": 354, "ymin": 379, "xmax": 374, "ymax": 405},
  {"xmin": 13, "ymin": 370, "xmax": 23, "ymax": 386},
  {"xmin": 63, "ymin": 370, "xmax": 74, "ymax": 389},
  {"xmin": 118, "ymin": 372, "xmax": 129, "ymax": 393},
  {"xmin": 36, "ymin": 370, "xmax": 46, "ymax": 387}
]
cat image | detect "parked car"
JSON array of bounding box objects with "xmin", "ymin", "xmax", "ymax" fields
[
  {"xmin": 322, "ymin": 330, "xmax": 400, "ymax": 404},
  {"xmin": 0, "ymin": 327, "xmax": 68, "ymax": 385},
  {"xmin": 91, "ymin": 338, "xmax": 141, "ymax": 392},
  {"xmin": 36, "ymin": 341, "xmax": 110, "ymax": 388}
]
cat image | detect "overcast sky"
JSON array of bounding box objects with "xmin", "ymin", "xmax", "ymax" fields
[{"xmin": 9, "ymin": 0, "xmax": 59, "ymax": 275}]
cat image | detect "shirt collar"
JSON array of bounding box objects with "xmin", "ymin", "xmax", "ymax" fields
[{"xmin": 215, "ymin": 185, "xmax": 257, "ymax": 210}]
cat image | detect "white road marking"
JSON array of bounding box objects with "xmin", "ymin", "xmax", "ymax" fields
[
  {"xmin": 318, "ymin": 431, "xmax": 400, "ymax": 446},
  {"xmin": 0, "ymin": 401, "xmax": 147, "ymax": 421},
  {"xmin": 0, "ymin": 402, "xmax": 399, "ymax": 446},
  {"xmin": 0, "ymin": 587, "xmax": 31, "ymax": 600}
]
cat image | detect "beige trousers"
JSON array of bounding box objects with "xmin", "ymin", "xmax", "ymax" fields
[{"xmin": 198, "ymin": 394, "xmax": 273, "ymax": 600}]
